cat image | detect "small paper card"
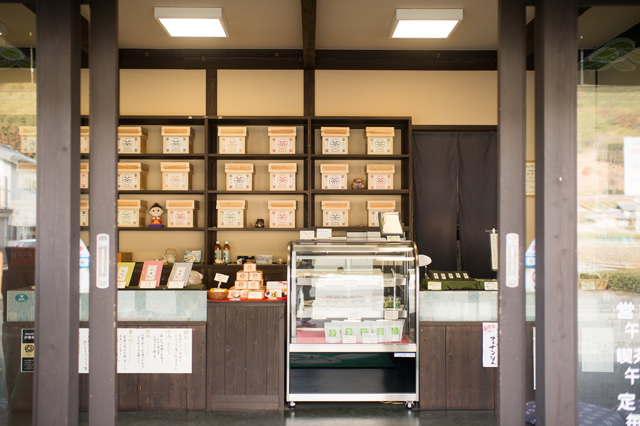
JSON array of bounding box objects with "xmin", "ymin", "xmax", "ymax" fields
[
  {"xmin": 384, "ymin": 310, "xmax": 399, "ymax": 320},
  {"xmin": 428, "ymin": 281, "xmax": 442, "ymax": 291},
  {"xmin": 116, "ymin": 262, "xmax": 136, "ymax": 287},
  {"xmin": 343, "ymin": 335, "xmax": 357, "ymax": 344},
  {"xmin": 167, "ymin": 262, "xmax": 193, "ymax": 289},
  {"xmin": 484, "ymin": 281, "xmax": 498, "ymax": 291},
  {"xmin": 316, "ymin": 228, "xmax": 332, "ymax": 239},
  {"xmin": 581, "ymin": 281, "xmax": 596, "ymax": 291},
  {"xmin": 139, "ymin": 281, "xmax": 156, "ymax": 289},
  {"xmin": 348, "ymin": 312, "xmax": 361, "ymax": 320},
  {"xmin": 482, "ymin": 322, "xmax": 499, "ymax": 367},
  {"xmin": 139, "ymin": 261, "xmax": 163, "ymax": 288},
  {"xmin": 300, "ymin": 230, "xmax": 315, "ymax": 240},
  {"xmin": 363, "ymin": 333, "xmax": 378, "ymax": 344},
  {"xmin": 214, "ymin": 273, "xmax": 229, "ymax": 283}
]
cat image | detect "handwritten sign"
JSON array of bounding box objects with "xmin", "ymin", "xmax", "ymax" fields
[
  {"xmin": 213, "ymin": 273, "xmax": 229, "ymax": 283},
  {"xmin": 482, "ymin": 322, "xmax": 498, "ymax": 368}
]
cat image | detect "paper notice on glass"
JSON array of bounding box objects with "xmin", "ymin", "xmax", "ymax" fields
[
  {"xmin": 78, "ymin": 328, "xmax": 89, "ymax": 374},
  {"xmin": 482, "ymin": 322, "xmax": 498, "ymax": 367},
  {"xmin": 581, "ymin": 327, "xmax": 614, "ymax": 373}
]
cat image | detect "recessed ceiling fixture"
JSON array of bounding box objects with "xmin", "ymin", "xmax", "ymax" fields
[
  {"xmin": 389, "ymin": 9, "xmax": 463, "ymax": 39},
  {"xmin": 154, "ymin": 7, "xmax": 229, "ymax": 37},
  {"xmin": 0, "ymin": 21, "xmax": 7, "ymax": 37}
]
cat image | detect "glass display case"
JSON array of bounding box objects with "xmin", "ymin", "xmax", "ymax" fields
[{"xmin": 286, "ymin": 241, "xmax": 419, "ymax": 408}]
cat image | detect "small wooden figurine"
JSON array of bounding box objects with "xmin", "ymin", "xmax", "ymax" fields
[{"xmin": 148, "ymin": 203, "xmax": 164, "ymax": 228}]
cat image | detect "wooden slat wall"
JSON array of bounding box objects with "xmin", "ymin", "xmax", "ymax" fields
[
  {"xmin": 419, "ymin": 322, "xmax": 535, "ymax": 410},
  {"xmin": 207, "ymin": 301, "xmax": 285, "ymax": 410},
  {"xmin": 2, "ymin": 322, "xmax": 206, "ymax": 412}
]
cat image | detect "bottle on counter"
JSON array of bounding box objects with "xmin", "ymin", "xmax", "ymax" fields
[
  {"xmin": 214, "ymin": 240, "xmax": 222, "ymax": 263},
  {"xmin": 222, "ymin": 241, "xmax": 231, "ymax": 264}
]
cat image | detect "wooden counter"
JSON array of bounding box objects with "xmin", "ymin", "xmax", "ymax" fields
[
  {"xmin": 419, "ymin": 321, "xmax": 535, "ymax": 410},
  {"xmin": 206, "ymin": 300, "xmax": 285, "ymax": 410}
]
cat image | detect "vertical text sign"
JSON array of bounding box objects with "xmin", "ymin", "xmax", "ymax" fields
[{"xmin": 483, "ymin": 322, "xmax": 498, "ymax": 368}]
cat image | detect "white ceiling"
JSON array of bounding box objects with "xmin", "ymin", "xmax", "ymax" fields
[{"xmin": 1, "ymin": 2, "xmax": 640, "ymax": 52}]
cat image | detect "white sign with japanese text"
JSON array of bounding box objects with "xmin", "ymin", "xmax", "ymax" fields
[
  {"xmin": 482, "ymin": 322, "xmax": 498, "ymax": 368},
  {"xmin": 581, "ymin": 327, "xmax": 614, "ymax": 373}
]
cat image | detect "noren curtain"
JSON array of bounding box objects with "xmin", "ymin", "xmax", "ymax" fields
[{"xmin": 412, "ymin": 132, "xmax": 497, "ymax": 278}]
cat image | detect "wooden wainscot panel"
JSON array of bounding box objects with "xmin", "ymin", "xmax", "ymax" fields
[
  {"xmin": 320, "ymin": 164, "xmax": 349, "ymax": 190},
  {"xmin": 367, "ymin": 200, "xmax": 396, "ymax": 227},
  {"xmin": 80, "ymin": 200, "xmax": 89, "ymax": 227},
  {"xmin": 268, "ymin": 163, "xmax": 297, "ymax": 191},
  {"xmin": 366, "ymin": 164, "xmax": 395, "ymax": 190},
  {"xmin": 117, "ymin": 199, "xmax": 147, "ymax": 227},
  {"xmin": 225, "ymin": 163, "xmax": 255, "ymax": 191},
  {"xmin": 80, "ymin": 160, "xmax": 89, "ymax": 189},
  {"xmin": 419, "ymin": 325, "xmax": 446, "ymax": 410},
  {"xmin": 366, "ymin": 127, "xmax": 395, "ymax": 155},
  {"xmin": 80, "ymin": 126, "xmax": 90, "ymax": 153},
  {"xmin": 321, "ymin": 127, "xmax": 350, "ymax": 154},
  {"xmin": 268, "ymin": 127, "xmax": 297, "ymax": 154},
  {"xmin": 117, "ymin": 162, "xmax": 149, "ymax": 191},
  {"xmin": 161, "ymin": 162, "xmax": 193, "ymax": 191},
  {"xmin": 162, "ymin": 126, "xmax": 195, "ymax": 153},
  {"xmin": 166, "ymin": 200, "xmax": 199, "ymax": 228},
  {"xmin": 321, "ymin": 200, "xmax": 350, "ymax": 227},
  {"xmin": 207, "ymin": 303, "xmax": 285, "ymax": 410},
  {"xmin": 216, "ymin": 200, "xmax": 246, "ymax": 228},
  {"xmin": 118, "ymin": 126, "xmax": 148, "ymax": 153},
  {"xmin": 268, "ymin": 200, "xmax": 297, "ymax": 229},
  {"xmin": 218, "ymin": 127, "xmax": 247, "ymax": 154},
  {"xmin": 18, "ymin": 126, "xmax": 37, "ymax": 154},
  {"xmin": 445, "ymin": 324, "xmax": 495, "ymax": 410}
]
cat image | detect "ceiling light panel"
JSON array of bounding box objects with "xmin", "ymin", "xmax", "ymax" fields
[
  {"xmin": 154, "ymin": 7, "xmax": 229, "ymax": 38},
  {"xmin": 390, "ymin": 9, "xmax": 463, "ymax": 39}
]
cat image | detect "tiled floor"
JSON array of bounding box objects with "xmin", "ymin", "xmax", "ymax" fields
[{"xmin": 2, "ymin": 404, "xmax": 498, "ymax": 426}]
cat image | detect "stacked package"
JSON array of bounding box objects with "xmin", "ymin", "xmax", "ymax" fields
[{"xmin": 230, "ymin": 263, "xmax": 264, "ymax": 299}]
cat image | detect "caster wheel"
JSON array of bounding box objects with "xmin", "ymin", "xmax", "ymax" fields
[
  {"xmin": 405, "ymin": 401, "xmax": 414, "ymax": 410},
  {"xmin": 288, "ymin": 401, "xmax": 296, "ymax": 409}
]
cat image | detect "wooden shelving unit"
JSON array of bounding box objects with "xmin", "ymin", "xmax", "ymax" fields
[{"xmin": 82, "ymin": 116, "xmax": 412, "ymax": 288}]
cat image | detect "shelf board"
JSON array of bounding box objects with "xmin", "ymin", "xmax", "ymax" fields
[
  {"xmin": 313, "ymin": 226, "xmax": 410, "ymax": 232},
  {"xmin": 208, "ymin": 190, "xmax": 307, "ymax": 195},
  {"xmin": 118, "ymin": 190, "xmax": 205, "ymax": 195},
  {"xmin": 209, "ymin": 227, "xmax": 306, "ymax": 232},
  {"xmin": 118, "ymin": 153, "xmax": 205, "ymax": 160},
  {"xmin": 311, "ymin": 154, "xmax": 409, "ymax": 160},
  {"xmin": 118, "ymin": 227, "xmax": 205, "ymax": 231},
  {"xmin": 207, "ymin": 263, "xmax": 287, "ymax": 269},
  {"xmin": 209, "ymin": 154, "xmax": 307, "ymax": 160},
  {"xmin": 311, "ymin": 189, "xmax": 409, "ymax": 195}
]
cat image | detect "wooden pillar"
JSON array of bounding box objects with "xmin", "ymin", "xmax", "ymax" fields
[
  {"xmin": 34, "ymin": 0, "xmax": 81, "ymax": 424},
  {"xmin": 535, "ymin": 0, "xmax": 579, "ymax": 424}
]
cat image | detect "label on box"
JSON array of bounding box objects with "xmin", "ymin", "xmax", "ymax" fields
[
  {"xmin": 484, "ymin": 282, "xmax": 498, "ymax": 291},
  {"xmin": 363, "ymin": 333, "xmax": 378, "ymax": 344},
  {"xmin": 167, "ymin": 281, "xmax": 184, "ymax": 289},
  {"xmin": 428, "ymin": 281, "xmax": 442, "ymax": 291},
  {"xmin": 139, "ymin": 281, "xmax": 156, "ymax": 289},
  {"xmin": 343, "ymin": 335, "xmax": 357, "ymax": 344},
  {"xmin": 117, "ymin": 281, "xmax": 127, "ymax": 289},
  {"xmin": 384, "ymin": 310, "xmax": 399, "ymax": 320},
  {"xmin": 300, "ymin": 230, "xmax": 315, "ymax": 240},
  {"xmin": 214, "ymin": 273, "xmax": 229, "ymax": 283},
  {"xmin": 316, "ymin": 228, "xmax": 332, "ymax": 239}
]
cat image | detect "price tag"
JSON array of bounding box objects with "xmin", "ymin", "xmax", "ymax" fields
[
  {"xmin": 167, "ymin": 281, "xmax": 184, "ymax": 289},
  {"xmin": 348, "ymin": 312, "xmax": 361, "ymax": 320},
  {"xmin": 139, "ymin": 281, "xmax": 156, "ymax": 289},
  {"xmin": 343, "ymin": 335, "xmax": 357, "ymax": 344},
  {"xmin": 428, "ymin": 281, "xmax": 442, "ymax": 291},
  {"xmin": 300, "ymin": 230, "xmax": 315, "ymax": 240},
  {"xmin": 312, "ymin": 311, "xmax": 327, "ymax": 320},
  {"xmin": 316, "ymin": 228, "xmax": 332, "ymax": 239},
  {"xmin": 484, "ymin": 282, "xmax": 498, "ymax": 291},
  {"xmin": 213, "ymin": 273, "xmax": 229, "ymax": 283},
  {"xmin": 363, "ymin": 333, "xmax": 378, "ymax": 344},
  {"xmin": 117, "ymin": 281, "xmax": 127, "ymax": 289},
  {"xmin": 384, "ymin": 310, "xmax": 399, "ymax": 320}
]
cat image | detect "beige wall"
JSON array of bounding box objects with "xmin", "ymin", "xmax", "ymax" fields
[{"xmin": 78, "ymin": 68, "xmax": 536, "ymax": 261}]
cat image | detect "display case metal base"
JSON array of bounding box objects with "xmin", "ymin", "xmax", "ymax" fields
[{"xmin": 287, "ymin": 393, "xmax": 418, "ymax": 402}]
